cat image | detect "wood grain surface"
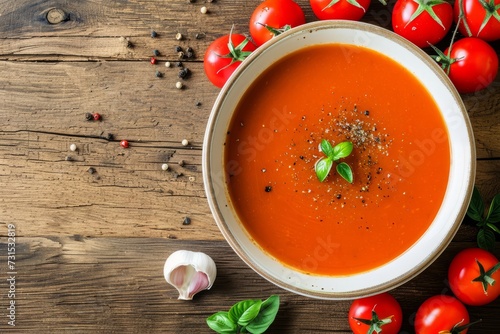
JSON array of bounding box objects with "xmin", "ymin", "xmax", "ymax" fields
[{"xmin": 0, "ymin": 0, "xmax": 499, "ymax": 333}]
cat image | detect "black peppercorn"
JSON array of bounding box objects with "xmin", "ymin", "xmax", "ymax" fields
[
  {"xmin": 183, "ymin": 217, "xmax": 191, "ymax": 225},
  {"xmin": 151, "ymin": 30, "xmax": 157, "ymax": 38},
  {"xmin": 178, "ymin": 67, "xmax": 191, "ymax": 79},
  {"xmin": 85, "ymin": 113, "xmax": 93, "ymax": 121},
  {"xmin": 265, "ymin": 186, "xmax": 272, "ymax": 192},
  {"xmin": 175, "ymin": 45, "xmax": 182, "ymax": 52}
]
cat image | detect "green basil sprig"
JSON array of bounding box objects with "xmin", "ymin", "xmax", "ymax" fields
[
  {"xmin": 206, "ymin": 295, "xmax": 280, "ymax": 334},
  {"xmin": 315, "ymin": 139, "xmax": 354, "ymax": 183},
  {"xmin": 467, "ymin": 186, "xmax": 500, "ymax": 251}
]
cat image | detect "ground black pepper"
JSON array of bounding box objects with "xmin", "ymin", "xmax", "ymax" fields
[{"xmin": 265, "ymin": 186, "xmax": 272, "ymax": 192}]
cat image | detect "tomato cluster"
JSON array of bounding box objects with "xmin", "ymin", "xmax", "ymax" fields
[
  {"xmin": 348, "ymin": 248, "xmax": 500, "ymax": 333},
  {"xmin": 204, "ymin": 0, "xmax": 499, "ymax": 93}
]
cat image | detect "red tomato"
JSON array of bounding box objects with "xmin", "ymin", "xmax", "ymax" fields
[
  {"xmin": 392, "ymin": 0, "xmax": 453, "ymax": 48},
  {"xmin": 203, "ymin": 33, "xmax": 257, "ymax": 88},
  {"xmin": 414, "ymin": 295, "xmax": 470, "ymax": 334},
  {"xmin": 448, "ymin": 248, "xmax": 500, "ymax": 306},
  {"xmin": 442, "ymin": 37, "xmax": 499, "ymax": 93},
  {"xmin": 348, "ymin": 293, "xmax": 402, "ymax": 334},
  {"xmin": 310, "ymin": 0, "xmax": 371, "ymax": 21},
  {"xmin": 249, "ymin": 0, "xmax": 306, "ymax": 47},
  {"xmin": 454, "ymin": 0, "xmax": 500, "ymax": 41}
]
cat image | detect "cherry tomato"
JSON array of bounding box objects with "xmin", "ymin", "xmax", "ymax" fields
[
  {"xmin": 348, "ymin": 293, "xmax": 402, "ymax": 334},
  {"xmin": 448, "ymin": 248, "xmax": 500, "ymax": 306},
  {"xmin": 454, "ymin": 0, "xmax": 500, "ymax": 41},
  {"xmin": 441, "ymin": 37, "xmax": 499, "ymax": 93},
  {"xmin": 249, "ymin": 0, "xmax": 306, "ymax": 47},
  {"xmin": 204, "ymin": 32, "xmax": 257, "ymax": 88},
  {"xmin": 414, "ymin": 295, "xmax": 470, "ymax": 334},
  {"xmin": 310, "ymin": 0, "xmax": 371, "ymax": 21},
  {"xmin": 392, "ymin": 0, "xmax": 453, "ymax": 48}
]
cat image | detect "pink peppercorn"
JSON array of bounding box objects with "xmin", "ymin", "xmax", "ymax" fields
[
  {"xmin": 120, "ymin": 140, "xmax": 129, "ymax": 148},
  {"xmin": 150, "ymin": 57, "xmax": 157, "ymax": 65},
  {"xmin": 92, "ymin": 113, "xmax": 101, "ymax": 121}
]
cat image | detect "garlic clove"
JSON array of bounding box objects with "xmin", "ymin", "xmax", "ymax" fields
[{"xmin": 164, "ymin": 250, "xmax": 217, "ymax": 300}]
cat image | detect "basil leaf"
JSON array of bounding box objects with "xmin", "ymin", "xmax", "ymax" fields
[
  {"xmin": 336, "ymin": 162, "xmax": 353, "ymax": 183},
  {"xmin": 207, "ymin": 311, "xmax": 238, "ymax": 334},
  {"xmin": 332, "ymin": 141, "xmax": 353, "ymax": 160},
  {"xmin": 246, "ymin": 295, "xmax": 280, "ymax": 334},
  {"xmin": 467, "ymin": 186, "xmax": 485, "ymax": 222},
  {"xmin": 228, "ymin": 299, "xmax": 262, "ymax": 327},
  {"xmin": 477, "ymin": 227, "xmax": 495, "ymax": 251},
  {"xmin": 320, "ymin": 139, "xmax": 335, "ymax": 158},
  {"xmin": 486, "ymin": 222, "xmax": 500, "ymax": 234},
  {"xmin": 486, "ymin": 194, "xmax": 500, "ymax": 224},
  {"xmin": 315, "ymin": 157, "xmax": 333, "ymax": 182}
]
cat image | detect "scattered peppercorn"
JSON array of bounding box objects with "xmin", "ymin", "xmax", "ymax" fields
[
  {"xmin": 85, "ymin": 112, "xmax": 93, "ymax": 121},
  {"xmin": 153, "ymin": 49, "xmax": 160, "ymax": 56},
  {"xmin": 87, "ymin": 167, "xmax": 96, "ymax": 174},
  {"xmin": 178, "ymin": 51, "xmax": 185, "ymax": 59},
  {"xmin": 195, "ymin": 101, "xmax": 202, "ymax": 107},
  {"xmin": 265, "ymin": 186, "xmax": 272, "ymax": 192},
  {"xmin": 175, "ymin": 81, "xmax": 184, "ymax": 89},
  {"xmin": 182, "ymin": 217, "xmax": 191, "ymax": 225},
  {"xmin": 65, "ymin": 156, "xmax": 73, "ymax": 161},
  {"xmin": 175, "ymin": 45, "xmax": 183, "ymax": 52},
  {"xmin": 186, "ymin": 47, "xmax": 195, "ymax": 59},
  {"xmin": 69, "ymin": 144, "xmax": 77, "ymax": 152},
  {"xmin": 179, "ymin": 160, "xmax": 185, "ymax": 167},
  {"xmin": 181, "ymin": 139, "xmax": 189, "ymax": 146},
  {"xmin": 176, "ymin": 61, "xmax": 183, "ymax": 67},
  {"xmin": 195, "ymin": 33, "xmax": 205, "ymax": 39},
  {"xmin": 106, "ymin": 133, "xmax": 114, "ymax": 141},
  {"xmin": 175, "ymin": 32, "xmax": 183, "ymax": 40},
  {"xmin": 165, "ymin": 61, "xmax": 171, "ymax": 68},
  {"xmin": 200, "ymin": 6, "xmax": 208, "ymax": 14},
  {"xmin": 336, "ymin": 194, "xmax": 342, "ymax": 199},
  {"xmin": 155, "ymin": 70, "xmax": 163, "ymax": 78},
  {"xmin": 161, "ymin": 163, "xmax": 169, "ymax": 171},
  {"xmin": 150, "ymin": 57, "xmax": 157, "ymax": 65},
  {"xmin": 151, "ymin": 30, "xmax": 157, "ymax": 38},
  {"xmin": 178, "ymin": 67, "xmax": 191, "ymax": 79},
  {"xmin": 92, "ymin": 113, "xmax": 101, "ymax": 121},
  {"xmin": 364, "ymin": 110, "xmax": 370, "ymax": 116},
  {"xmin": 120, "ymin": 140, "xmax": 129, "ymax": 148}
]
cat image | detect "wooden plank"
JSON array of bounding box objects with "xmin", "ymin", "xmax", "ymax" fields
[{"xmin": 0, "ymin": 237, "xmax": 498, "ymax": 332}]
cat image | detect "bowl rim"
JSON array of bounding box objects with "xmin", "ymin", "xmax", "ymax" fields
[{"xmin": 202, "ymin": 20, "xmax": 476, "ymax": 299}]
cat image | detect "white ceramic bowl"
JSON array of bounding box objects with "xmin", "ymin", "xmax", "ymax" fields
[{"xmin": 202, "ymin": 21, "xmax": 475, "ymax": 299}]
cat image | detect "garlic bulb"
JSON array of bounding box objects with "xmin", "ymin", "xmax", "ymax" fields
[{"xmin": 164, "ymin": 250, "xmax": 217, "ymax": 300}]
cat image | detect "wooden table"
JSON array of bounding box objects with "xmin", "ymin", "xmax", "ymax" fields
[{"xmin": 0, "ymin": 0, "xmax": 499, "ymax": 332}]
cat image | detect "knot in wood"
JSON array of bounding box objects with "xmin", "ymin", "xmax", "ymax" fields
[{"xmin": 46, "ymin": 8, "xmax": 69, "ymax": 24}]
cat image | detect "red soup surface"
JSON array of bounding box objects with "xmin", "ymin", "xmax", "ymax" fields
[{"xmin": 224, "ymin": 44, "xmax": 450, "ymax": 276}]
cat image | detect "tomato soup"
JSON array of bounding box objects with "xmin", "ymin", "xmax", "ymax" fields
[{"xmin": 224, "ymin": 44, "xmax": 450, "ymax": 276}]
